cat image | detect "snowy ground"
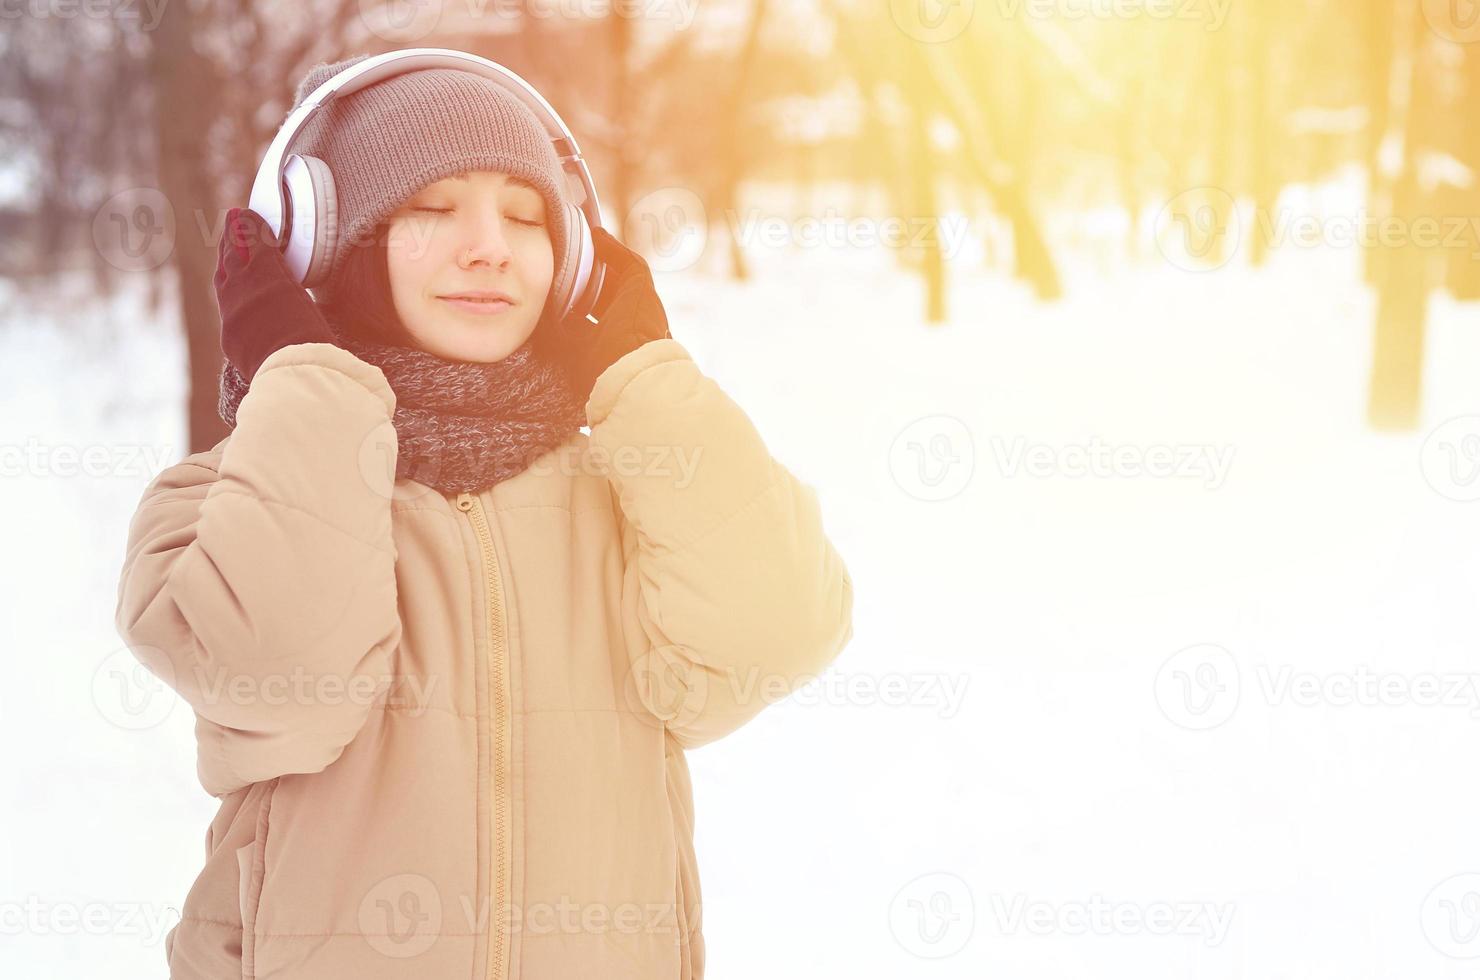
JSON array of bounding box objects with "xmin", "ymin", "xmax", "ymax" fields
[{"xmin": 6, "ymin": 180, "xmax": 1480, "ymax": 979}]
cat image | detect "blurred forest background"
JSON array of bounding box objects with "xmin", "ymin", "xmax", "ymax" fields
[
  {"xmin": 10, "ymin": 7, "xmax": 1480, "ymax": 978},
  {"xmin": 2, "ymin": 0, "xmax": 1478, "ymax": 445}
]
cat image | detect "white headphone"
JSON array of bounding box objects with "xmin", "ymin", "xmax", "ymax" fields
[{"xmin": 247, "ymin": 47, "xmax": 606, "ymax": 324}]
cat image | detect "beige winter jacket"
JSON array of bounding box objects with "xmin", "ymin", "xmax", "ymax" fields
[{"xmin": 114, "ymin": 337, "xmax": 853, "ymax": 979}]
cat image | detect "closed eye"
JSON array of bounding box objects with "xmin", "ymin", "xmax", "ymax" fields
[{"xmin": 412, "ymin": 206, "xmax": 542, "ymax": 228}]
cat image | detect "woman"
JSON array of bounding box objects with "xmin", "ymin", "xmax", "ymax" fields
[{"xmin": 114, "ymin": 54, "xmax": 853, "ymax": 979}]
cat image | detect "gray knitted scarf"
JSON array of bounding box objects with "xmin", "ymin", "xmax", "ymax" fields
[{"xmin": 217, "ymin": 313, "xmax": 587, "ymax": 495}]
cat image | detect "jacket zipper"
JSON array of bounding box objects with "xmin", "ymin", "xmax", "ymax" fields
[{"xmin": 455, "ymin": 490, "xmax": 511, "ymax": 980}]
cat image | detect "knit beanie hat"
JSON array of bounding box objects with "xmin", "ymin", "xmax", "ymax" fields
[{"xmin": 285, "ymin": 53, "xmax": 572, "ymax": 321}]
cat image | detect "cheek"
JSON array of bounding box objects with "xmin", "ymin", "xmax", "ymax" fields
[
  {"xmin": 386, "ymin": 226, "xmax": 434, "ymax": 294},
  {"xmin": 523, "ymin": 237, "xmax": 556, "ymax": 293}
]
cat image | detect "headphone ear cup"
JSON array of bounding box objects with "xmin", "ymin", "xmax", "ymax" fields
[
  {"xmin": 300, "ymin": 156, "xmax": 338, "ymax": 288},
  {"xmin": 557, "ymin": 201, "xmax": 601, "ymax": 322},
  {"xmin": 550, "ymin": 201, "xmax": 583, "ymax": 321},
  {"xmin": 279, "ymin": 154, "xmax": 337, "ymax": 287}
]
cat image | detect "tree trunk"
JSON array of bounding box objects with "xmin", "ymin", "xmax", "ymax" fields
[
  {"xmin": 930, "ymin": 37, "xmax": 1061, "ymax": 300},
  {"xmin": 1245, "ymin": 0, "xmax": 1276, "ymax": 268},
  {"xmin": 607, "ymin": 12, "xmax": 636, "ymax": 236},
  {"xmin": 1361, "ymin": 0, "xmax": 1399, "ymax": 288},
  {"xmin": 148, "ymin": 2, "xmax": 228, "ymax": 453},
  {"xmin": 1366, "ymin": 2, "xmax": 1432, "ymax": 430},
  {"xmin": 1201, "ymin": 13, "xmax": 1237, "ymax": 268},
  {"xmin": 714, "ymin": 0, "xmax": 769, "ymax": 282},
  {"xmin": 1368, "ymin": 169, "xmax": 1432, "ymax": 429},
  {"xmin": 1446, "ymin": 45, "xmax": 1480, "ymax": 300},
  {"xmin": 903, "ymin": 53, "xmax": 946, "ymax": 324}
]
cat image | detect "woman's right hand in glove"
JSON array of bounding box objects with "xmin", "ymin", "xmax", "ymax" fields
[
  {"xmin": 214, "ymin": 206, "xmax": 338, "ymax": 383},
  {"xmin": 553, "ymin": 226, "xmax": 673, "ymax": 406}
]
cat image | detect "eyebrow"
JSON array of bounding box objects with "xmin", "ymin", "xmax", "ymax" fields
[{"xmin": 449, "ymin": 173, "xmax": 541, "ymax": 194}]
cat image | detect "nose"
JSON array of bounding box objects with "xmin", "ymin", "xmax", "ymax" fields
[{"xmin": 457, "ymin": 210, "xmax": 513, "ymax": 269}]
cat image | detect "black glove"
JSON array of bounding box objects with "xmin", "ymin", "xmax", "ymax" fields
[
  {"xmin": 557, "ymin": 226, "xmax": 673, "ymax": 404},
  {"xmin": 214, "ymin": 206, "xmax": 338, "ymax": 382}
]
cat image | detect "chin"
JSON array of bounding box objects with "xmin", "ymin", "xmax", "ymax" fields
[{"xmin": 421, "ymin": 315, "xmax": 534, "ymax": 363}]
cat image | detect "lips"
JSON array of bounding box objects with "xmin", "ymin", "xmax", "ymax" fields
[
  {"xmin": 438, "ymin": 290, "xmax": 516, "ymax": 315},
  {"xmin": 439, "ymin": 291, "xmax": 514, "ymax": 303}
]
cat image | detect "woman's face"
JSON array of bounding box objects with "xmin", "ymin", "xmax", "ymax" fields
[{"xmin": 385, "ymin": 170, "xmax": 554, "ymax": 362}]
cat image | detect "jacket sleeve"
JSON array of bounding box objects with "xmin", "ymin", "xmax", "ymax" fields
[
  {"xmin": 587, "ymin": 338, "xmax": 855, "ymax": 751},
  {"xmin": 114, "ymin": 342, "xmax": 403, "ymax": 797}
]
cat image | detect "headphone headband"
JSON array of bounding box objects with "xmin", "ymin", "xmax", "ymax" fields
[{"xmin": 247, "ymin": 47, "xmax": 602, "ymax": 250}]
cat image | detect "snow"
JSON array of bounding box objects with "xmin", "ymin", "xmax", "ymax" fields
[{"xmin": 5, "ymin": 181, "xmax": 1480, "ymax": 978}]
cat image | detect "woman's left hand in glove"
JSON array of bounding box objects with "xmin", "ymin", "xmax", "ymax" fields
[{"xmin": 556, "ymin": 226, "xmax": 672, "ymax": 406}]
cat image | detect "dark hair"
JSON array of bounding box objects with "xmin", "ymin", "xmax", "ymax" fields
[{"xmin": 317, "ymin": 223, "xmax": 418, "ymax": 348}]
